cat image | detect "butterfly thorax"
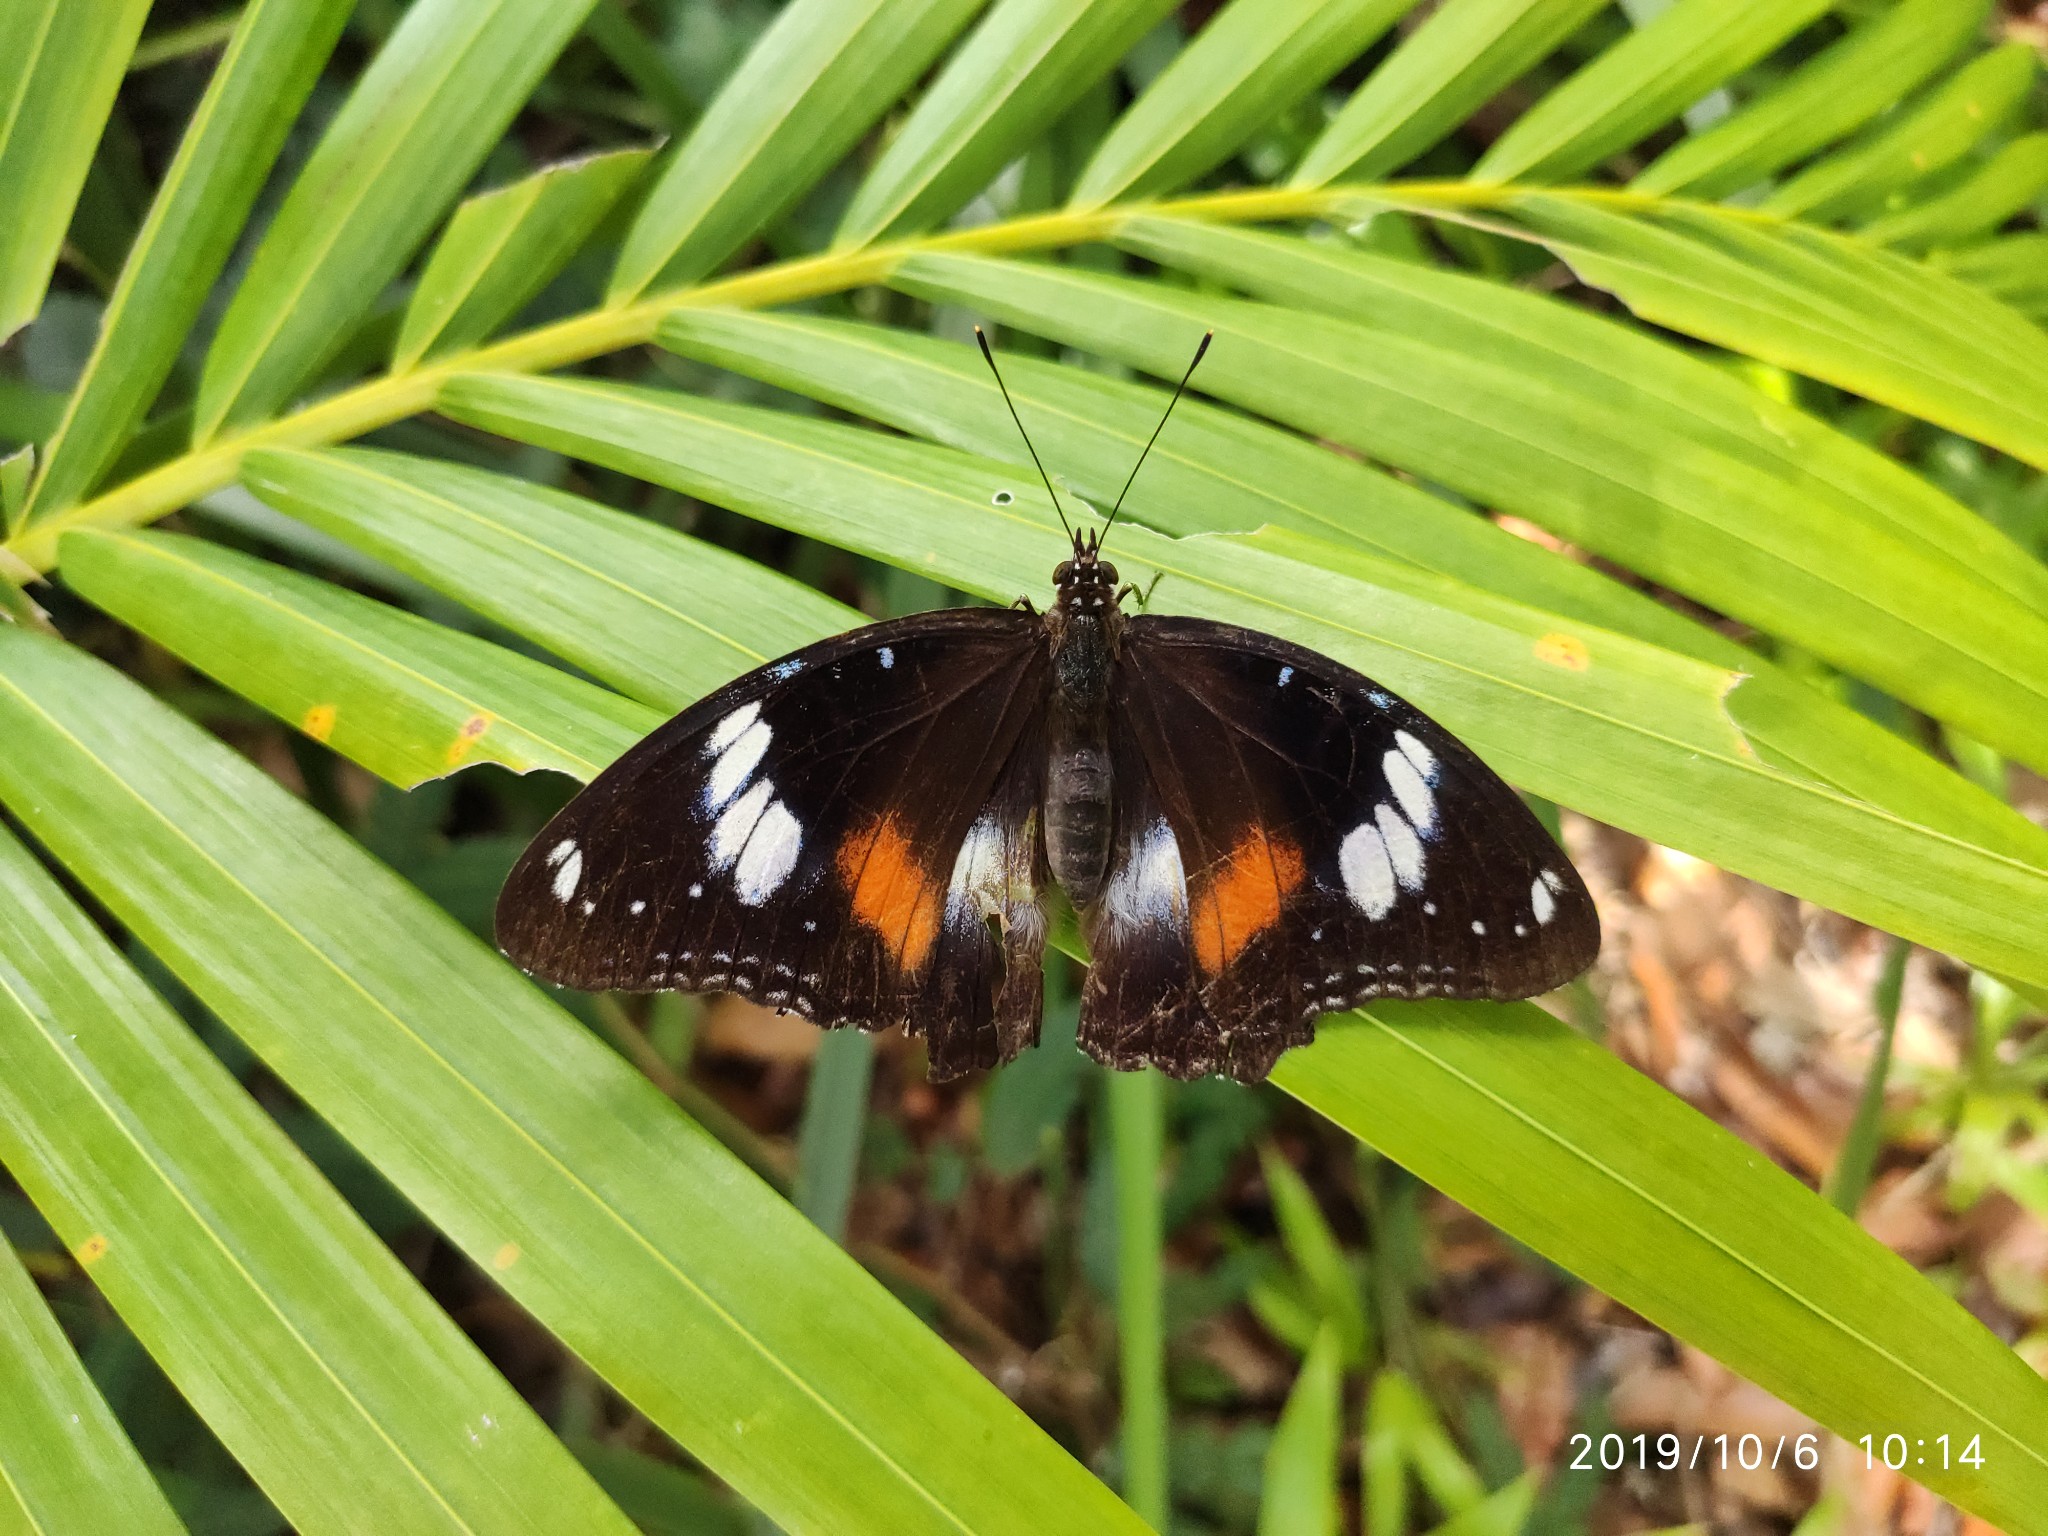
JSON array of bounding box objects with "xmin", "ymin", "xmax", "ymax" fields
[{"xmin": 1042, "ymin": 541, "xmax": 1124, "ymax": 907}]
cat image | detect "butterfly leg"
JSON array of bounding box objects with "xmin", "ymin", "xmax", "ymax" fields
[
  {"xmin": 1011, "ymin": 596, "xmax": 1039, "ymax": 616},
  {"xmin": 1117, "ymin": 571, "xmax": 1164, "ymax": 611}
]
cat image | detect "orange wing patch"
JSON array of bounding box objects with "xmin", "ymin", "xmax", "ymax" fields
[
  {"xmin": 1190, "ymin": 827, "xmax": 1305, "ymax": 975},
  {"xmin": 838, "ymin": 813, "xmax": 943, "ymax": 974}
]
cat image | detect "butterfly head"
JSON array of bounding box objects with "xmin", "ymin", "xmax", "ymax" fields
[{"xmin": 1054, "ymin": 527, "xmax": 1119, "ymax": 613}]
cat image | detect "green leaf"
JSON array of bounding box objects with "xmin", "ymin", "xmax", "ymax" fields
[
  {"xmin": 0, "ymin": 820, "xmax": 638, "ymax": 1535},
  {"xmin": 0, "ymin": 626, "xmax": 1148, "ymax": 1536},
  {"xmin": 1257, "ymin": 1146, "xmax": 1368, "ymax": 1364},
  {"xmin": 833, "ymin": 0, "xmax": 1178, "ymax": 246},
  {"xmin": 1273, "ymin": 1000, "xmax": 2048, "ymax": 1530},
  {"xmin": 393, "ymin": 146, "xmax": 654, "ymax": 370},
  {"xmin": 242, "ymin": 445, "xmax": 857, "ymax": 712},
  {"xmin": 1403, "ymin": 190, "xmax": 2048, "ymax": 473},
  {"xmin": 895, "ymin": 235, "xmax": 2048, "ymax": 776},
  {"xmin": 24, "ymin": 0, "xmax": 353, "ymax": 522},
  {"xmin": 1933, "ymin": 233, "xmax": 2048, "ymax": 318},
  {"xmin": 1258, "ymin": 1324, "xmax": 1342, "ymax": 1536},
  {"xmin": 1289, "ymin": 0, "xmax": 1607, "ymax": 186},
  {"xmin": 656, "ymin": 307, "xmax": 1744, "ymax": 661},
  {"xmin": 0, "ymin": 445, "xmax": 29, "ymax": 537},
  {"xmin": 0, "ymin": 1229, "xmax": 182, "ymax": 1535},
  {"xmin": 1472, "ymin": 0, "xmax": 1831, "ymax": 185},
  {"xmin": 1068, "ymin": 0, "xmax": 1419, "ymax": 207},
  {"xmin": 430, "ymin": 373, "xmax": 2048, "ymax": 986},
  {"xmin": 1420, "ymin": 1472, "xmax": 1537, "ymax": 1536},
  {"xmin": 1762, "ymin": 43, "xmax": 2039, "ymax": 222},
  {"xmin": 59, "ymin": 526, "xmax": 652, "ymax": 786},
  {"xmin": 0, "ymin": 0, "xmax": 151, "ymax": 340},
  {"xmin": 610, "ymin": 0, "xmax": 985, "ymax": 300},
  {"xmin": 1860, "ymin": 133, "xmax": 2048, "ymax": 253},
  {"xmin": 1631, "ymin": 0, "xmax": 1990, "ymax": 199},
  {"xmin": 193, "ymin": 0, "xmax": 601, "ymax": 441},
  {"xmin": 1364, "ymin": 1368, "xmax": 1491, "ymax": 1532}
]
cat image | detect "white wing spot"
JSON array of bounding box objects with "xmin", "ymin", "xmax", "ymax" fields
[
  {"xmin": 878, "ymin": 646, "xmax": 894, "ymax": 669},
  {"xmin": 1368, "ymin": 690, "xmax": 1393, "ymax": 708},
  {"xmin": 1423, "ymin": 901, "xmax": 1437, "ymax": 916},
  {"xmin": 734, "ymin": 800, "xmax": 802, "ymax": 905},
  {"xmin": 1375, "ymin": 802, "xmax": 1425, "ymax": 891},
  {"xmin": 1383, "ymin": 748, "xmax": 1435, "ymax": 833},
  {"xmin": 705, "ymin": 717, "xmax": 772, "ymax": 810},
  {"xmin": 1540, "ymin": 867, "xmax": 1565, "ymax": 893},
  {"xmin": 1339, "ymin": 822, "xmax": 1395, "ymax": 919},
  {"xmin": 1310, "ymin": 927, "xmax": 1322, "ymax": 942},
  {"xmin": 1471, "ymin": 920, "xmax": 1486, "ymax": 936},
  {"xmin": 711, "ymin": 780, "xmax": 774, "ymax": 870},
  {"xmin": 707, "ymin": 700, "xmax": 762, "ymax": 755},
  {"xmin": 551, "ymin": 848, "xmax": 583, "ymax": 903},
  {"xmin": 545, "ymin": 839, "xmax": 575, "ymax": 867},
  {"xmin": 688, "ymin": 883, "xmax": 703, "ymax": 899},
  {"xmin": 581, "ymin": 900, "xmax": 596, "ymax": 916},
  {"xmin": 1277, "ymin": 665, "xmax": 1293, "ymax": 687},
  {"xmin": 768, "ymin": 659, "xmax": 803, "ymax": 681},
  {"xmin": 629, "ymin": 900, "xmax": 646, "ymax": 916},
  {"xmin": 1515, "ymin": 923, "xmax": 1527, "ymax": 936},
  {"xmin": 1532, "ymin": 877, "xmax": 1557, "ymax": 925},
  {"xmin": 803, "ymin": 919, "xmax": 816, "ymax": 932},
  {"xmin": 1103, "ymin": 818, "xmax": 1187, "ymax": 926},
  {"xmin": 1395, "ymin": 729, "xmax": 1437, "ymax": 779}
]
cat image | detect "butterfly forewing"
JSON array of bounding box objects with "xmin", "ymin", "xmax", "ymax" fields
[
  {"xmin": 1080, "ymin": 616, "xmax": 1598, "ymax": 1081},
  {"xmin": 496, "ymin": 610, "xmax": 1053, "ymax": 1075}
]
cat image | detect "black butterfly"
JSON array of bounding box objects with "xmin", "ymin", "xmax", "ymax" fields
[{"xmin": 496, "ymin": 332, "xmax": 1598, "ymax": 1083}]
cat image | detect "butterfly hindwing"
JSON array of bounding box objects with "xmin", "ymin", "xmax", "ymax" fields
[
  {"xmin": 496, "ymin": 609, "xmax": 1053, "ymax": 1076},
  {"xmin": 1081, "ymin": 615, "xmax": 1599, "ymax": 1081}
]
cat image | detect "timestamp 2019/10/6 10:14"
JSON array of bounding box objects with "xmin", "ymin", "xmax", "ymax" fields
[{"xmin": 1568, "ymin": 1431, "xmax": 1987, "ymax": 1474}]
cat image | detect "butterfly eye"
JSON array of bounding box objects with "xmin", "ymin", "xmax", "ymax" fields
[
  {"xmin": 1054, "ymin": 561, "xmax": 1072, "ymax": 583},
  {"xmin": 1100, "ymin": 561, "xmax": 1118, "ymax": 584}
]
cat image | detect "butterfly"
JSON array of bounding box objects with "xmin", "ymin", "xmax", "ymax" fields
[{"xmin": 496, "ymin": 331, "xmax": 1599, "ymax": 1083}]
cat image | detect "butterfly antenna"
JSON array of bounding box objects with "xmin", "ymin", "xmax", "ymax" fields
[
  {"xmin": 974, "ymin": 326, "xmax": 1073, "ymax": 543},
  {"xmin": 1101, "ymin": 330, "xmax": 1212, "ymax": 548}
]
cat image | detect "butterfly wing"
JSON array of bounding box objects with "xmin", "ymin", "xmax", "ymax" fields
[
  {"xmin": 1081, "ymin": 615, "xmax": 1598, "ymax": 1082},
  {"xmin": 496, "ymin": 609, "xmax": 1053, "ymax": 1078}
]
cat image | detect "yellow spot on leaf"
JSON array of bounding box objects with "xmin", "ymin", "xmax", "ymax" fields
[
  {"xmin": 301, "ymin": 703, "xmax": 338, "ymax": 742},
  {"xmin": 75, "ymin": 1234, "xmax": 108, "ymax": 1267},
  {"xmin": 492, "ymin": 1242, "xmax": 520, "ymax": 1271},
  {"xmin": 1534, "ymin": 633, "xmax": 1590, "ymax": 671},
  {"xmin": 446, "ymin": 713, "xmax": 492, "ymax": 766}
]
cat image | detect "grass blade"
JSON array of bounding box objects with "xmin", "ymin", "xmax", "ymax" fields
[
  {"xmin": 1859, "ymin": 133, "xmax": 2048, "ymax": 252},
  {"xmin": 1410, "ymin": 191, "xmax": 2048, "ymax": 474},
  {"xmin": 193, "ymin": 0, "xmax": 600, "ymax": 440},
  {"xmin": 61, "ymin": 527, "xmax": 651, "ymax": 786},
  {"xmin": 1108, "ymin": 1068, "xmax": 1169, "ymax": 1530},
  {"xmin": 1632, "ymin": 0, "xmax": 1986, "ymax": 199},
  {"xmin": 1258, "ymin": 1324, "xmax": 1342, "ymax": 1536},
  {"xmin": 0, "ymin": 0, "xmax": 151, "ymax": 340},
  {"xmin": 1070, "ymin": 0, "xmax": 1419, "ymax": 207},
  {"xmin": 1933, "ymin": 233, "xmax": 2048, "ymax": 317},
  {"xmin": 793, "ymin": 1030, "xmax": 876, "ymax": 1241},
  {"xmin": 0, "ymin": 626, "xmax": 1148, "ymax": 1536},
  {"xmin": 898, "ymin": 236, "xmax": 2048, "ymax": 775},
  {"xmin": 24, "ymin": 0, "xmax": 353, "ymax": 521},
  {"xmin": 1762, "ymin": 43, "xmax": 2038, "ymax": 222},
  {"xmin": 242, "ymin": 445, "xmax": 856, "ymax": 711},
  {"xmin": 0, "ymin": 1232, "xmax": 182, "ymax": 1535},
  {"xmin": 1290, "ymin": 0, "xmax": 1606, "ymax": 186},
  {"xmin": 0, "ymin": 821, "xmax": 638, "ymax": 1535},
  {"xmin": 393, "ymin": 146, "xmax": 654, "ymax": 370},
  {"xmin": 611, "ymin": 0, "xmax": 985, "ymax": 300},
  {"xmin": 1472, "ymin": 0, "xmax": 1830, "ymax": 185},
  {"xmin": 834, "ymin": 0, "xmax": 1178, "ymax": 246}
]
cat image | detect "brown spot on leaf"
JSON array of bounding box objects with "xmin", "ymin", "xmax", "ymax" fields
[
  {"xmin": 301, "ymin": 703, "xmax": 338, "ymax": 742},
  {"xmin": 1533, "ymin": 633, "xmax": 1590, "ymax": 671}
]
